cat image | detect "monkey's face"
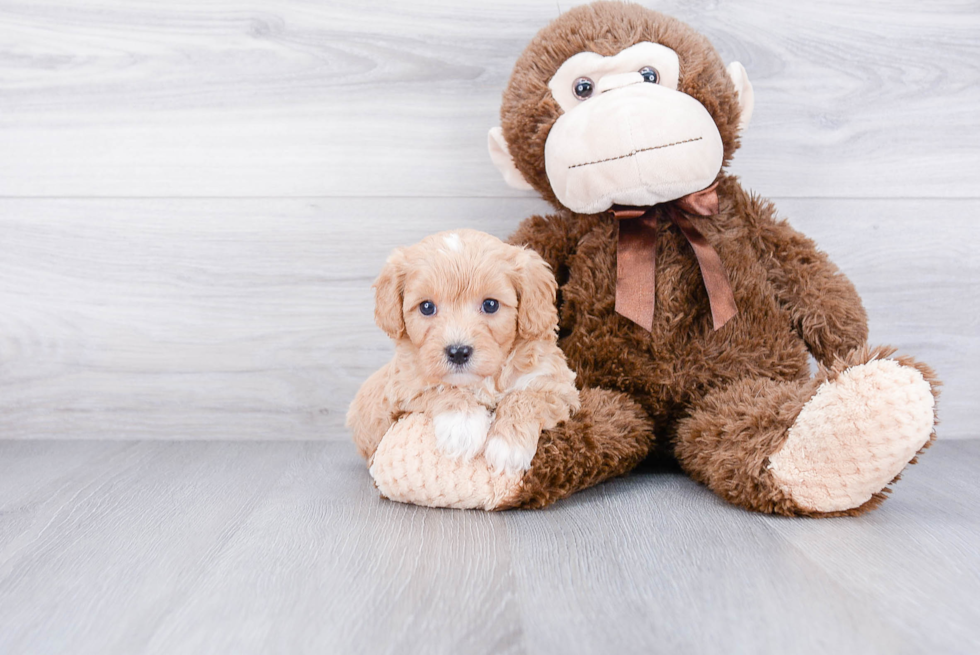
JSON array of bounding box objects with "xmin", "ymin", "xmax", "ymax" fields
[
  {"xmin": 544, "ymin": 42, "xmax": 725, "ymax": 214},
  {"xmin": 489, "ymin": 5, "xmax": 754, "ymax": 214}
]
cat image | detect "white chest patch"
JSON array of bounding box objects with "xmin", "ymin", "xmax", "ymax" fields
[{"xmin": 433, "ymin": 407, "xmax": 492, "ymax": 461}]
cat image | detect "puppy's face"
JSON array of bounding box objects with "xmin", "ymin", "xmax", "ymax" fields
[
  {"xmin": 403, "ymin": 243, "xmax": 518, "ymax": 386},
  {"xmin": 374, "ymin": 230, "xmax": 557, "ymax": 387}
]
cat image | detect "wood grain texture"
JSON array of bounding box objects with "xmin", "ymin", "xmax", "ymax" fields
[
  {"xmin": 0, "ymin": 438, "xmax": 977, "ymax": 655},
  {"xmin": 0, "ymin": 2, "xmax": 976, "ymax": 441},
  {"xmin": 0, "ymin": 0, "xmax": 977, "ymax": 198},
  {"xmin": 0, "ymin": 197, "xmax": 543, "ymax": 440},
  {"xmin": 1, "ymin": 196, "xmax": 975, "ymax": 440},
  {"xmin": 767, "ymin": 439, "xmax": 980, "ymax": 654}
]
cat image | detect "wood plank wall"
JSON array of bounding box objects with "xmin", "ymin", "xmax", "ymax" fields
[{"xmin": 1, "ymin": 1, "xmax": 977, "ymax": 439}]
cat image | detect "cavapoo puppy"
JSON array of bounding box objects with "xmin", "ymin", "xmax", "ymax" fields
[{"xmin": 347, "ymin": 229, "xmax": 580, "ymax": 474}]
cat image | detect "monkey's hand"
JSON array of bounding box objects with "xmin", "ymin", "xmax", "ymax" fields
[{"xmin": 747, "ymin": 189, "xmax": 869, "ymax": 366}]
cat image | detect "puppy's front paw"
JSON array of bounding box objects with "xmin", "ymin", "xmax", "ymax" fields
[
  {"xmin": 484, "ymin": 437, "xmax": 536, "ymax": 475},
  {"xmin": 433, "ymin": 407, "xmax": 492, "ymax": 462},
  {"xmin": 484, "ymin": 423, "xmax": 539, "ymax": 475}
]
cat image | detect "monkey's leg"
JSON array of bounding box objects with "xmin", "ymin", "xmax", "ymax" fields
[
  {"xmin": 675, "ymin": 347, "xmax": 939, "ymax": 517},
  {"xmin": 497, "ymin": 388, "xmax": 654, "ymax": 509},
  {"xmin": 369, "ymin": 388, "xmax": 653, "ymax": 510}
]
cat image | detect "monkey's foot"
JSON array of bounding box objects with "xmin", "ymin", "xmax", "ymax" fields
[
  {"xmin": 371, "ymin": 414, "xmax": 522, "ymax": 510},
  {"xmin": 768, "ymin": 357, "xmax": 936, "ymax": 513},
  {"xmin": 368, "ymin": 388, "xmax": 653, "ymax": 511}
]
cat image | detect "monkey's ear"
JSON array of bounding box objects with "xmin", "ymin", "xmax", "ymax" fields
[
  {"xmin": 488, "ymin": 127, "xmax": 534, "ymax": 190},
  {"xmin": 373, "ymin": 248, "xmax": 407, "ymax": 340},
  {"xmin": 727, "ymin": 62, "xmax": 755, "ymax": 133}
]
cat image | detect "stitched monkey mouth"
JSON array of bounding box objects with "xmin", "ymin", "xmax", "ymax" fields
[{"xmin": 567, "ymin": 136, "xmax": 703, "ymax": 170}]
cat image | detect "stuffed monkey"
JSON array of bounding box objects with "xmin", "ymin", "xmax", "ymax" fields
[{"xmin": 359, "ymin": 1, "xmax": 939, "ymax": 516}]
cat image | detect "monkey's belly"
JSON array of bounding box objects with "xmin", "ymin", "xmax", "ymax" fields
[
  {"xmin": 559, "ymin": 290, "xmax": 811, "ymax": 413},
  {"xmin": 558, "ymin": 222, "xmax": 811, "ymax": 414}
]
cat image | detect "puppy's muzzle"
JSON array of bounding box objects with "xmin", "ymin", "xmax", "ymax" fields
[{"xmin": 445, "ymin": 344, "xmax": 473, "ymax": 366}]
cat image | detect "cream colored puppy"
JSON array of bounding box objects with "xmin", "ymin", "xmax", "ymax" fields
[{"xmin": 347, "ymin": 229, "xmax": 580, "ymax": 474}]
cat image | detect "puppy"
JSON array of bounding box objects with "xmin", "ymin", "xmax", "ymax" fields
[{"xmin": 347, "ymin": 229, "xmax": 580, "ymax": 474}]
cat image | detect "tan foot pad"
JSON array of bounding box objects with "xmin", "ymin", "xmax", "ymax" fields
[
  {"xmin": 769, "ymin": 359, "xmax": 935, "ymax": 513},
  {"xmin": 370, "ymin": 414, "xmax": 523, "ymax": 510}
]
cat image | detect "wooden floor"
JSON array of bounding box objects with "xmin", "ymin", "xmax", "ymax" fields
[{"xmin": 1, "ymin": 438, "xmax": 978, "ymax": 655}]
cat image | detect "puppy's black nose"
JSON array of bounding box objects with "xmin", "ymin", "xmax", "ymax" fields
[{"xmin": 445, "ymin": 344, "xmax": 473, "ymax": 366}]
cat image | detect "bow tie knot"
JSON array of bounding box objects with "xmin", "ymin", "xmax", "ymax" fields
[{"xmin": 612, "ymin": 183, "xmax": 738, "ymax": 332}]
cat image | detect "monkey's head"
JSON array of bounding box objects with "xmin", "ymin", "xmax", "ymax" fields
[{"xmin": 489, "ymin": 2, "xmax": 754, "ymax": 214}]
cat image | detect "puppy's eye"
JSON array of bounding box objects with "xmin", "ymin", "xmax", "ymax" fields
[
  {"xmin": 419, "ymin": 301, "xmax": 437, "ymax": 316},
  {"xmin": 572, "ymin": 77, "xmax": 594, "ymax": 100},
  {"xmin": 481, "ymin": 299, "xmax": 499, "ymax": 314},
  {"xmin": 639, "ymin": 66, "xmax": 659, "ymax": 84}
]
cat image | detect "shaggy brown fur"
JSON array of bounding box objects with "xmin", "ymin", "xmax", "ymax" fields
[
  {"xmin": 497, "ymin": 2, "xmax": 939, "ymax": 515},
  {"xmin": 675, "ymin": 345, "xmax": 940, "ymax": 517},
  {"xmin": 498, "ymin": 387, "xmax": 654, "ymax": 509},
  {"xmin": 501, "ymin": 2, "xmax": 745, "ymax": 209}
]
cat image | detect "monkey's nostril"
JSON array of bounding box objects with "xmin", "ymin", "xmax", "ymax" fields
[{"xmin": 445, "ymin": 344, "xmax": 474, "ymax": 366}]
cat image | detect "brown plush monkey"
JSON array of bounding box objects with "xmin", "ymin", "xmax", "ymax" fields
[{"xmin": 359, "ymin": 2, "xmax": 939, "ymax": 516}]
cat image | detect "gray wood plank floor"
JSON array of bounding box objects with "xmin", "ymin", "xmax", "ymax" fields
[{"xmin": 0, "ymin": 438, "xmax": 977, "ymax": 655}]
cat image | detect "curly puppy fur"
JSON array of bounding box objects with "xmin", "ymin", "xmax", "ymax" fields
[{"xmin": 497, "ymin": 2, "xmax": 939, "ymax": 515}]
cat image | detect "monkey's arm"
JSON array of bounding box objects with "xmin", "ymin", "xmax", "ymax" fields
[
  {"xmin": 346, "ymin": 363, "xmax": 397, "ymax": 461},
  {"xmin": 746, "ymin": 195, "xmax": 868, "ymax": 367}
]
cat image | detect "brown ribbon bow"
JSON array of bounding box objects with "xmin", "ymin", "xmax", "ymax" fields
[{"xmin": 612, "ymin": 182, "xmax": 737, "ymax": 332}]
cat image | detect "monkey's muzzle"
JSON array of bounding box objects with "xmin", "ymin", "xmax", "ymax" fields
[{"xmin": 544, "ymin": 83, "xmax": 724, "ymax": 215}]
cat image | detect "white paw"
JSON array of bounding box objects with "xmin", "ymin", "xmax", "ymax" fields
[
  {"xmin": 484, "ymin": 435, "xmax": 536, "ymax": 475},
  {"xmin": 433, "ymin": 408, "xmax": 492, "ymax": 462},
  {"xmin": 769, "ymin": 359, "xmax": 935, "ymax": 512}
]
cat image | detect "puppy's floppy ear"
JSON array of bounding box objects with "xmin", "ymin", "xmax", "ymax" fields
[
  {"xmin": 512, "ymin": 246, "xmax": 559, "ymax": 341},
  {"xmin": 373, "ymin": 248, "xmax": 407, "ymax": 339}
]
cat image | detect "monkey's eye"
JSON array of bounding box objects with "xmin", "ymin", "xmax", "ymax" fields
[
  {"xmin": 481, "ymin": 299, "xmax": 500, "ymax": 314},
  {"xmin": 572, "ymin": 77, "xmax": 594, "ymax": 100},
  {"xmin": 639, "ymin": 66, "xmax": 660, "ymax": 84},
  {"xmin": 419, "ymin": 301, "xmax": 437, "ymax": 316}
]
